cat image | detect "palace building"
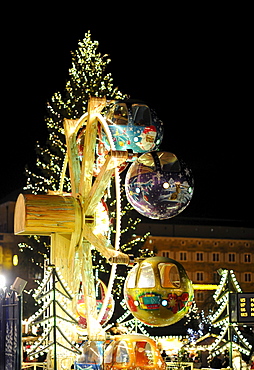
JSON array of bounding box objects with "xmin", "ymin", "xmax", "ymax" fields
[{"xmin": 135, "ymin": 221, "xmax": 254, "ymax": 311}]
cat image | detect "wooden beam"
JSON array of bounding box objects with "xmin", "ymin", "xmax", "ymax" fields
[
  {"xmin": 84, "ymin": 150, "xmax": 129, "ymax": 216},
  {"xmin": 79, "ymin": 97, "xmax": 106, "ymax": 199},
  {"xmin": 83, "ymin": 225, "xmax": 130, "ymax": 265},
  {"xmin": 63, "ymin": 118, "xmax": 81, "ymax": 196},
  {"xmin": 14, "ymin": 194, "xmax": 80, "ymax": 235}
]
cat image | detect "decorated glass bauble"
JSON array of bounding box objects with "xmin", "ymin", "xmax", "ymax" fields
[
  {"xmin": 105, "ymin": 100, "xmax": 164, "ymax": 153},
  {"xmin": 104, "ymin": 334, "xmax": 166, "ymax": 369},
  {"xmin": 76, "ymin": 341, "xmax": 104, "ymax": 367},
  {"xmin": 125, "ymin": 151, "xmax": 194, "ymax": 219},
  {"xmin": 124, "ymin": 257, "xmax": 193, "ymax": 327},
  {"xmin": 77, "ymin": 280, "xmax": 114, "ymax": 328}
]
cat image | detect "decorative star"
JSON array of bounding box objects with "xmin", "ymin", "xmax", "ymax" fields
[{"xmin": 154, "ymin": 171, "xmax": 163, "ymax": 182}]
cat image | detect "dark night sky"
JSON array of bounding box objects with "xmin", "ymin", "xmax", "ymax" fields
[{"xmin": 1, "ymin": 6, "xmax": 253, "ymax": 225}]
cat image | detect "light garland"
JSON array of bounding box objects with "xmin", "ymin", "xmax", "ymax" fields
[
  {"xmin": 27, "ymin": 266, "xmax": 79, "ymax": 360},
  {"xmin": 213, "ymin": 269, "xmax": 228, "ymax": 301},
  {"xmin": 208, "ymin": 268, "xmax": 252, "ymax": 359}
]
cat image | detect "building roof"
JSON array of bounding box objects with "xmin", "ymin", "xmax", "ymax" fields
[{"xmin": 135, "ymin": 221, "xmax": 254, "ymax": 240}]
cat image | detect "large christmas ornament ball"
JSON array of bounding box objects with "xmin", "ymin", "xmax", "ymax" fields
[
  {"xmin": 124, "ymin": 257, "xmax": 193, "ymax": 327},
  {"xmin": 105, "ymin": 100, "xmax": 164, "ymax": 153},
  {"xmin": 125, "ymin": 152, "xmax": 194, "ymax": 219}
]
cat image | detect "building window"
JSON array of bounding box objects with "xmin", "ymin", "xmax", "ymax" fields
[
  {"xmin": 196, "ymin": 292, "xmax": 204, "ymax": 302},
  {"xmin": 228, "ymin": 253, "xmax": 236, "ymax": 262},
  {"xmin": 244, "ymin": 273, "xmax": 252, "ymax": 282},
  {"xmin": 213, "ymin": 272, "xmax": 220, "ymax": 283},
  {"xmin": 196, "ymin": 252, "xmax": 203, "ymax": 262},
  {"xmin": 244, "ymin": 254, "xmax": 251, "ymax": 263},
  {"xmin": 196, "ymin": 272, "xmax": 204, "ymax": 281},
  {"xmin": 179, "ymin": 252, "xmax": 187, "ymax": 261},
  {"xmin": 212, "ymin": 253, "xmax": 220, "ymax": 262},
  {"xmin": 162, "ymin": 251, "xmax": 170, "ymax": 258}
]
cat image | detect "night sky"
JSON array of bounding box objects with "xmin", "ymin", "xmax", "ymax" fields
[{"xmin": 1, "ymin": 7, "xmax": 253, "ymax": 226}]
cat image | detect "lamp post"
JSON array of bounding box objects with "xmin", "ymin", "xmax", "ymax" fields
[{"xmin": 11, "ymin": 277, "xmax": 27, "ymax": 370}]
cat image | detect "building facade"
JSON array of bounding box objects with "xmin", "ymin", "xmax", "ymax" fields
[
  {"xmin": 0, "ymin": 201, "xmax": 36, "ymax": 288},
  {"xmin": 135, "ymin": 222, "xmax": 254, "ymax": 311}
]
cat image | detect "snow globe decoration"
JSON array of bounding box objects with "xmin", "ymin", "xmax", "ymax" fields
[
  {"xmin": 105, "ymin": 100, "xmax": 164, "ymax": 153},
  {"xmin": 125, "ymin": 151, "xmax": 194, "ymax": 219},
  {"xmin": 124, "ymin": 257, "xmax": 193, "ymax": 327}
]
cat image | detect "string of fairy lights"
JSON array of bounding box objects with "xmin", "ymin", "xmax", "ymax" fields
[{"xmin": 26, "ymin": 266, "xmax": 81, "ymax": 360}]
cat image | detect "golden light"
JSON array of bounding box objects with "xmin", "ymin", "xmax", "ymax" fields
[
  {"xmin": 13, "ymin": 254, "xmax": 19, "ymax": 266},
  {"xmin": 193, "ymin": 284, "xmax": 219, "ymax": 290}
]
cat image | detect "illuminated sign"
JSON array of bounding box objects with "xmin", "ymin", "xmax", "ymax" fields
[{"xmin": 236, "ymin": 293, "xmax": 254, "ymax": 323}]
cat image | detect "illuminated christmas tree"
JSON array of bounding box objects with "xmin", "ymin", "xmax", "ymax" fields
[
  {"xmin": 19, "ymin": 30, "xmax": 126, "ymax": 315},
  {"xmin": 27, "ymin": 265, "xmax": 81, "ymax": 366},
  {"xmin": 25, "ymin": 30, "xmax": 125, "ymax": 194},
  {"xmin": 19, "ymin": 31, "xmax": 150, "ymax": 326},
  {"xmin": 209, "ymin": 269, "xmax": 252, "ymax": 367}
]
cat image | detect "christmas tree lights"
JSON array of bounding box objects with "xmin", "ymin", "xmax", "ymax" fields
[
  {"xmin": 24, "ymin": 30, "xmax": 126, "ymax": 195},
  {"xmin": 28, "ymin": 265, "xmax": 80, "ymax": 364},
  {"xmin": 19, "ymin": 30, "xmax": 126, "ymax": 315},
  {"xmin": 208, "ymin": 269, "xmax": 252, "ymax": 363}
]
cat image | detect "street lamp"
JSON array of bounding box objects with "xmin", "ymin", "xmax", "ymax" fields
[{"xmin": 11, "ymin": 277, "xmax": 27, "ymax": 370}]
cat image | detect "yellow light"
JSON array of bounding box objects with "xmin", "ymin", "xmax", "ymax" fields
[
  {"xmin": 193, "ymin": 284, "xmax": 219, "ymax": 290},
  {"xmin": 13, "ymin": 254, "xmax": 19, "ymax": 266}
]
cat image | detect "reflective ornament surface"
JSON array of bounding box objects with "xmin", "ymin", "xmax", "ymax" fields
[
  {"xmin": 105, "ymin": 100, "xmax": 164, "ymax": 153},
  {"xmin": 104, "ymin": 334, "xmax": 166, "ymax": 369},
  {"xmin": 75, "ymin": 341, "xmax": 104, "ymax": 369},
  {"xmin": 124, "ymin": 257, "xmax": 193, "ymax": 327},
  {"xmin": 125, "ymin": 151, "xmax": 194, "ymax": 219}
]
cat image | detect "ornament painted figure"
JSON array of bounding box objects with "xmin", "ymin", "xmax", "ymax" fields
[
  {"xmin": 125, "ymin": 151, "xmax": 194, "ymax": 219},
  {"xmin": 124, "ymin": 257, "xmax": 194, "ymax": 327},
  {"xmin": 105, "ymin": 100, "xmax": 164, "ymax": 153}
]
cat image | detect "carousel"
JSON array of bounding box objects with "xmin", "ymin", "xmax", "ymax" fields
[{"xmin": 14, "ymin": 97, "xmax": 194, "ymax": 369}]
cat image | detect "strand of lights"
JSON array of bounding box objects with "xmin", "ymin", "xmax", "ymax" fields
[
  {"xmin": 213, "ymin": 269, "xmax": 228, "ymax": 301},
  {"xmin": 211, "ymin": 341, "xmax": 251, "ymax": 358},
  {"xmin": 210, "ymin": 297, "xmax": 228, "ymax": 325},
  {"xmin": 209, "ymin": 323, "xmax": 229, "ymax": 352},
  {"xmin": 232, "ymin": 324, "xmax": 252, "ymax": 350},
  {"xmin": 209, "ymin": 269, "xmax": 251, "ymax": 360},
  {"xmin": 229, "ymin": 270, "xmax": 242, "ymax": 293},
  {"xmin": 28, "ymin": 325, "xmax": 53, "ymax": 355}
]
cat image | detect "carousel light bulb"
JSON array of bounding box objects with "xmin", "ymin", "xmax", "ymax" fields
[{"xmin": 161, "ymin": 299, "xmax": 168, "ymax": 307}]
